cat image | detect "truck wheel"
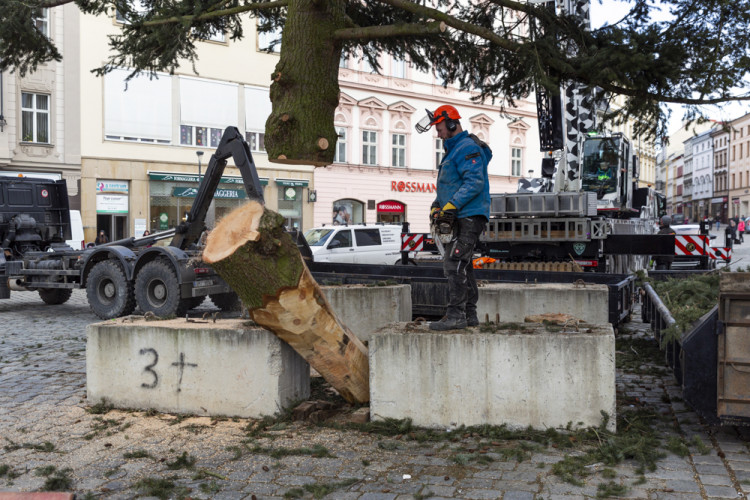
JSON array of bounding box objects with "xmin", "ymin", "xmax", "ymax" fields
[
  {"xmin": 210, "ymin": 292, "xmax": 242, "ymax": 312},
  {"xmin": 87, "ymin": 260, "xmax": 136, "ymax": 319},
  {"xmin": 38, "ymin": 288, "xmax": 73, "ymax": 305},
  {"xmin": 135, "ymin": 259, "xmax": 186, "ymax": 317}
]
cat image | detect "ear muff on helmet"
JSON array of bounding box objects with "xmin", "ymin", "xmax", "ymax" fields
[{"xmin": 446, "ymin": 118, "xmax": 457, "ymax": 132}]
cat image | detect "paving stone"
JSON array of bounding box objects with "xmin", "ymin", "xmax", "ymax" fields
[
  {"xmin": 703, "ymin": 484, "xmax": 740, "ymax": 498},
  {"xmin": 694, "ymin": 463, "xmax": 729, "ymax": 475},
  {"xmin": 500, "ymin": 491, "xmax": 534, "ymax": 500},
  {"xmin": 699, "ymin": 473, "xmax": 734, "ymax": 487},
  {"xmin": 664, "ymin": 478, "xmax": 702, "ymax": 493}
]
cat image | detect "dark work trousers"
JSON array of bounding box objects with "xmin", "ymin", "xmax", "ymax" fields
[{"xmin": 442, "ymin": 216, "xmax": 486, "ymax": 318}]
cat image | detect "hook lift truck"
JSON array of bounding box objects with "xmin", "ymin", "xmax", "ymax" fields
[{"xmin": 0, "ymin": 126, "xmax": 264, "ymax": 319}]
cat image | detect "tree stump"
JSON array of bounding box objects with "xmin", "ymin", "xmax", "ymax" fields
[{"xmin": 202, "ymin": 200, "xmax": 369, "ymax": 403}]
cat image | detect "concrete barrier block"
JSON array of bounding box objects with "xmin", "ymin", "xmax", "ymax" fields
[
  {"xmin": 87, "ymin": 318, "xmax": 309, "ymax": 418},
  {"xmin": 369, "ymin": 322, "xmax": 615, "ymax": 431},
  {"xmin": 477, "ymin": 283, "xmax": 610, "ymax": 324},
  {"xmin": 322, "ymin": 284, "xmax": 411, "ymax": 342}
]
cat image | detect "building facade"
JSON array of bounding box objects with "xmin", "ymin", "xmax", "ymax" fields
[
  {"xmin": 729, "ymin": 113, "xmax": 750, "ymax": 219},
  {"xmin": 690, "ymin": 129, "xmax": 714, "ymax": 221},
  {"xmin": 712, "ymin": 127, "xmax": 730, "ymax": 223},
  {"xmin": 0, "ymin": 7, "xmax": 82, "ymax": 208}
]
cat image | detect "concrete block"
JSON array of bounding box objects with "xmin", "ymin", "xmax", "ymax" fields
[
  {"xmin": 369, "ymin": 322, "xmax": 615, "ymax": 431},
  {"xmin": 322, "ymin": 284, "xmax": 411, "ymax": 342},
  {"xmin": 477, "ymin": 283, "xmax": 609, "ymax": 324},
  {"xmin": 87, "ymin": 318, "xmax": 309, "ymax": 418}
]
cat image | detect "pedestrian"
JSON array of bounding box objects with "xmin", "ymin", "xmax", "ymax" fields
[
  {"xmin": 415, "ymin": 104, "xmax": 492, "ymax": 330},
  {"xmin": 654, "ymin": 215, "xmax": 675, "ymax": 270},
  {"xmin": 716, "ymin": 218, "xmax": 721, "ymax": 231},
  {"xmin": 730, "ymin": 219, "xmax": 738, "ymax": 244},
  {"xmin": 94, "ymin": 230, "xmax": 109, "ymax": 246},
  {"xmin": 739, "ymin": 218, "xmax": 745, "ymax": 243}
]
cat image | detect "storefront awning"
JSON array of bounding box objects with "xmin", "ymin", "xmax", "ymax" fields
[
  {"xmin": 149, "ymin": 172, "xmax": 268, "ymax": 185},
  {"xmin": 275, "ymin": 179, "xmax": 309, "ymax": 187}
]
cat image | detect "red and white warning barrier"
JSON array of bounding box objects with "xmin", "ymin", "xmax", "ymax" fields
[
  {"xmin": 401, "ymin": 233, "xmax": 424, "ymax": 252},
  {"xmin": 674, "ymin": 235, "xmax": 731, "ymax": 261},
  {"xmin": 675, "ymin": 235, "xmax": 710, "ymax": 256}
]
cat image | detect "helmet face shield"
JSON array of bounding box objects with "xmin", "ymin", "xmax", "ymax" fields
[{"xmin": 415, "ymin": 109, "xmax": 435, "ymax": 134}]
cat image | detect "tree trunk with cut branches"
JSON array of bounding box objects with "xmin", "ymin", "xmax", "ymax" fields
[{"xmin": 202, "ymin": 201, "xmax": 369, "ymax": 404}]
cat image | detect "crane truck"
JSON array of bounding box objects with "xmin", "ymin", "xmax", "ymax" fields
[{"xmin": 0, "ymin": 126, "xmax": 264, "ymax": 319}]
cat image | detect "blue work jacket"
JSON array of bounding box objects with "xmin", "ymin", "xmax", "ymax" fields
[{"xmin": 434, "ymin": 130, "xmax": 492, "ymax": 219}]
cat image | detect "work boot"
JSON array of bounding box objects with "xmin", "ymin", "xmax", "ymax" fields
[
  {"xmin": 466, "ymin": 306, "xmax": 479, "ymax": 326},
  {"xmin": 429, "ymin": 313, "xmax": 467, "ymax": 331}
]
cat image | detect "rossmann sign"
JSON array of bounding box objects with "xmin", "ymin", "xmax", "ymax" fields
[{"xmin": 391, "ymin": 180, "xmax": 437, "ymax": 193}]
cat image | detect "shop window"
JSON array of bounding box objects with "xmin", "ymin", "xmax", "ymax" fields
[
  {"xmin": 362, "ymin": 130, "xmax": 377, "ymax": 165},
  {"xmin": 332, "ymin": 199, "xmax": 364, "ymax": 225},
  {"xmin": 21, "ymin": 92, "xmax": 49, "ymax": 143},
  {"xmin": 245, "ymin": 131, "xmax": 266, "ymax": 152},
  {"xmin": 355, "ymin": 228, "xmax": 381, "ymax": 247},
  {"xmin": 181, "ymin": 125, "xmax": 223, "ymax": 147},
  {"xmin": 278, "ymin": 186, "xmax": 302, "ymax": 230}
]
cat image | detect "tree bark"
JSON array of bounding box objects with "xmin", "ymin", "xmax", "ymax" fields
[
  {"xmin": 202, "ymin": 201, "xmax": 370, "ymax": 404},
  {"xmin": 265, "ymin": 0, "xmax": 348, "ymax": 166}
]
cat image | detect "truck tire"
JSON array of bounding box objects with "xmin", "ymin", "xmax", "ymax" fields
[
  {"xmin": 210, "ymin": 292, "xmax": 242, "ymax": 312},
  {"xmin": 38, "ymin": 288, "xmax": 73, "ymax": 305},
  {"xmin": 87, "ymin": 260, "xmax": 136, "ymax": 319},
  {"xmin": 135, "ymin": 259, "xmax": 186, "ymax": 317}
]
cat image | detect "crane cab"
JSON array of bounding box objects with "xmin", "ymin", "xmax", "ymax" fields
[{"xmin": 581, "ymin": 133, "xmax": 636, "ymax": 215}]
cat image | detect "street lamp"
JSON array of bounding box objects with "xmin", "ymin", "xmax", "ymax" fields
[{"xmin": 196, "ymin": 151, "xmax": 204, "ymax": 181}]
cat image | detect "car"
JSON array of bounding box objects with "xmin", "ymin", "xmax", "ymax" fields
[{"xmin": 304, "ymin": 224, "xmax": 413, "ymax": 266}]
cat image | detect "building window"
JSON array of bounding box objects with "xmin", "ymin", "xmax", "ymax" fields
[
  {"xmin": 339, "ymin": 54, "xmax": 348, "ymax": 69},
  {"xmin": 391, "ymin": 133, "xmax": 406, "ymax": 167},
  {"xmin": 511, "ymin": 147, "xmax": 522, "ymax": 176},
  {"xmin": 333, "ymin": 127, "xmax": 346, "ymax": 163},
  {"xmin": 34, "ymin": 8, "xmax": 49, "ymax": 37},
  {"xmin": 180, "ymin": 125, "xmax": 222, "ymax": 147},
  {"xmin": 21, "ymin": 92, "xmax": 49, "ymax": 143},
  {"xmin": 362, "ymin": 130, "xmax": 377, "ymax": 165},
  {"xmin": 392, "ymin": 57, "xmax": 406, "ymax": 79},
  {"xmin": 245, "ymin": 131, "xmax": 266, "ymax": 152},
  {"xmin": 258, "ymin": 25, "xmax": 282, "ymax": 53},
  {"xmin": 435, "ymin": 138, "xmax": 444, "ymax": 168},
  {"xmin": 116, "ymin": 0, "xmax": 147, "ymax": 23}
]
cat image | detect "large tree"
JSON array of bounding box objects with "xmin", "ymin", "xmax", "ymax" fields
[{"xmin": 3, "ymin": 0, "xmax": 750, "ymax": 163}]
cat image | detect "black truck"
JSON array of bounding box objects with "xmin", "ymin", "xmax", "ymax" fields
[{"xmin": 0, "ymin": 127, "xmax": 264, "ymax": 319}]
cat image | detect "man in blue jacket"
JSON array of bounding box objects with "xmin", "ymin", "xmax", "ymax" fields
[{"xmin": 415, "ymin": 105, "xmax": 492, "ymax": 330}]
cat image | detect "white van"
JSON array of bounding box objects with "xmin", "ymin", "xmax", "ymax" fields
[
  {"xmin": 65, "ymin": 210, "xmax": 86, "ymax": 250},
  {"xmin": 304, "ymin": 224, "xmax": 409, "ymax": 265}
]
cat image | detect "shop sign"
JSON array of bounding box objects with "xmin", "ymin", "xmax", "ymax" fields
[
  {"xmin": 158, "ymin": 212, "xmax": 169, "ymax": 230},
  {"xmin": 172, "ymin": 187, "xmax": 246, "ymax": 199},
  {"xmin": 96, "ymin": 194, "xmax": 129, "ymax": 214},
  {"xmin": 283, "ymin": 187, "xmax": 297, "ymax": 201},
  {"xmin": 391, "ymin": 180, "xmax": 436, "ymax": 193},
  {"xmin": 149, "ymin": 172, "xmax": 268, "ymax": 185},
  {"xmin": 377, "ymin": 201, "xmax": 404, "ymax": 212},
  {"xmin": 733, "ymin": 198, "xmax": 740, "ymax": 204},
  {"xmin": 276, "ymin": 179, "xmax": 309, "ymax": 187},
  {"xmin": 711, "ymin": 197, "xmax": 725, "ymax": 203},
  {"xmin": 97, "ymin": 181, "xmax": 129, "ymax": 194}
]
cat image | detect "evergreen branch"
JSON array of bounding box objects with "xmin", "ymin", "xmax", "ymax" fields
[
  {"xmin": 142, "ymin": 0, "xmax": 287, "ymax": 27},
  {"xmin": 371, "ymin": 0, "xmax": 522, "ymax": 53},
  {"xmin": 334, "ymin": 20, "xmax": 445, "ymax": 41},
  {"xmin": 30, "ymin": 0, "xmax": 75, "ymax": 7}
]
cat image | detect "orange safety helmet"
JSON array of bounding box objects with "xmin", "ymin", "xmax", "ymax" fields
[{"xmin": 415, "ymin": 105, "xmax": 462, "ymax": 133}]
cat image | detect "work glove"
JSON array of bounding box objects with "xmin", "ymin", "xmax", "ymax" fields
[
  {"xmin": 430, "ymin": 202, "xmax": 441, "ymax": 222},
  {"xmin": 437, "ymin": 202, "xmax": 457, "ymax": 220}
]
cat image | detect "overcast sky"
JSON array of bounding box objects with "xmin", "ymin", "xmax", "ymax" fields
[{"xmin": 589, "ymin": 0, "xmax": 749, "ymax": 134}]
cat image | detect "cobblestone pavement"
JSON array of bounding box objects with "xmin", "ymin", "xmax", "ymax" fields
[{"xmin": 2, "ymin": 289, "xmax": 750, "ymax": 499}]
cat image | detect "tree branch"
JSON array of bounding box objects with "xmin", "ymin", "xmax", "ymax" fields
[
  {"xmin": 36, "ymin": 0, "xmax": 76, "ymax": 8},
  {"xmin": 142, "ymin": 0, "xmax": 288, "ymax": 27},
  {"xmin": 372, "ymin": 0, "xmax": 521, "ymax": 53},
  {"xmin": 334, "ymin": 20, "xmax": 445, "ymax": 41}
]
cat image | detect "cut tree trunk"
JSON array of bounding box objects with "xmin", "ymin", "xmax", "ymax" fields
[{"xmin": 202, "ymin": 200, "xmax": 369, "ymax": 404}]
